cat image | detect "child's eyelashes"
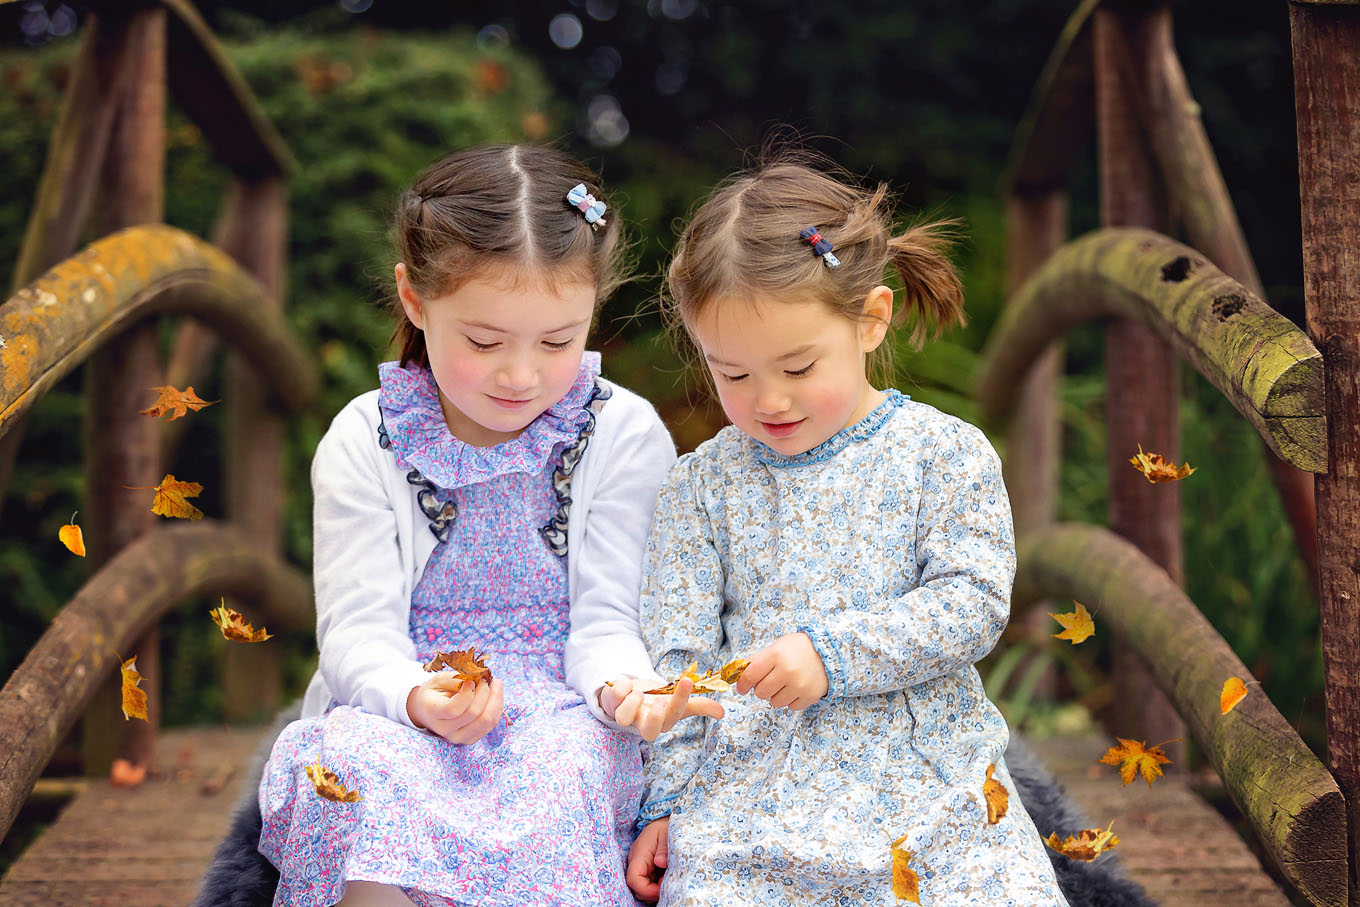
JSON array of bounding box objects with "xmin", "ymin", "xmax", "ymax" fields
[
  {"xmin": 718, "ymin": 372, "xmax": 749, "ymax": 384},
  {"xmin": 785, "ymin": 361, "xmax": 817, "ymax": 378},
  {"xmin": 467, "ymin": 338, "xmax": 498, "ymax": 351},
  {"xmin": 542, "ymin": 339, "xmax": 575, "ymax": 351},
  {"xmin": 464, "ymin": 338, "xmax": 576, "ymax": 351}
]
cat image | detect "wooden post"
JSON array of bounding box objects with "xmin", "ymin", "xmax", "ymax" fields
[
  {"xmin": 80, "ymin": 3, "xmax": 167, "ymax": 777},
  {"xmin": 1093, "ymin": 3, "xmax": 1186, "ymax": 765},
  {"xmin": 1291, "ymin": 4, "xmax": 1360, "ymax": 900}
]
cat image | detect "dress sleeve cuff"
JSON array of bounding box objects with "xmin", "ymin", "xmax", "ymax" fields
[{"xmin": 798, "ymin": 623, "xmax": 847, "ymax": 699}]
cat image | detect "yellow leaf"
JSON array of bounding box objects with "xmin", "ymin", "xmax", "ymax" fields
[
  {"xmin": 120, "ymin": 656, "xmax": 148, "ymax": 722},
  {"xmin": 304, "ymin": 759, "xmax": 361, "ymax": 802},
  {"xmin": 1129, "ymin": 444, "xmax": 1196, "ymax": 484},
  {"xmin": 890, "ymin": 836, "xmax": 921, "ymax": 903},
  {"xmin": 983, "ymin": 763, "xmax": 1009, "ymax": 824},
  {"xmin": 645, "ymin": 657, "xmax": 750, "ymax": 696},
  {"xmin": 1049, "ymin": 601, "xmax": 1095, "ymax": 645},
  {"xmin": 58, "ymin": 512, "xmax": 85, "ymax": 557},
  {"xmin": 1220, "ymin": 676, "xmax": 1249, "ymax": 714},
  {"xmin": 139, "ymin": 385, "xmax": 217, "ymax": 421},
  {"xmin": 1099, "ymin": 737, "xmax": 1177, "ymax": 789},
  {"xmin": 126, "ymin": 474, "xmax": 205, "ymax": 520},
  {"xmin": 210, "ymin": 600, "xmax": 273, "ymax": 643},
  {"xmin": 1044, "ymin": 821, "xmax": 1121, "ymax": 862}
]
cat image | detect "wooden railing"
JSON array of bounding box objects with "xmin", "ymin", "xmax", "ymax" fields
[
  {"xmin": 990, "ymin": 1, "xmax": 1360, "ymax": 904},
  {"xmin": 0, "ymin": 0, "xmax": 313, "ymax": 831}
]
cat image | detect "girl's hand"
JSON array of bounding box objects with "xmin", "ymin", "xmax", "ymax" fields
[
  {"xmin": 626, "ymin": 816, "xmax": 670, "ymax": 902},
  {"xmin": 406, "ymin": 673, "xmax": 504, "ymax": 744},
  {"xmin": 736, "ymin": 632, "xmax": 829, "ymax": 710},
  {"xmin": 599, "ymin": 675, "xmax": 725, "ymax": 742}
]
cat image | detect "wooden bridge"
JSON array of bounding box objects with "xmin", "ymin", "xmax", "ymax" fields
[{"xmin": 1, "ymin": 0, "xmax": 1358, "ymax": 905}]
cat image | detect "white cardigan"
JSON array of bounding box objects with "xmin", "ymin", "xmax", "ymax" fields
[{"xmin": 300, "ymin": 377, "xmax": 674, "ymax": 729}]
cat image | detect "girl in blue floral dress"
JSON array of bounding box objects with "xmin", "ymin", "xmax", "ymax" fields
[
  {"xmin": 627, "ymin": 159, "xmax": 1069, "ymax": 905},
  {"xmin": 257, "ymin": 146, "xmax": 716, "ymax": 907}
]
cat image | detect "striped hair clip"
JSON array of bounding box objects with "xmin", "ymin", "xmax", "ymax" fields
[
  {"xmin": 567, "ymin": 183, "xmax": 608, "ymax": 229},
  {"xmin": 799, "ymin": 227, "xmax": 840, "ymax": 268}
]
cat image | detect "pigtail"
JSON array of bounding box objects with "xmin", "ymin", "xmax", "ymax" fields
[{"xmin": 887, "ymin": 219, "xmax": 966, "ymax": 349}]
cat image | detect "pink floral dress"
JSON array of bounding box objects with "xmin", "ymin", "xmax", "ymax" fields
[{"xmin": 257, "ymin": 354, "xmax": 644, "ymax": 907}]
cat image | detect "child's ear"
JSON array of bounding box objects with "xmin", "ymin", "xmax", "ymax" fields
[
  {"xmin": 395, "ymin": 263, "xmax": 426, "ymax": 331},
  {"xmin": 859, "ymin": 285, "xmax": 893, "ymax": 353}
]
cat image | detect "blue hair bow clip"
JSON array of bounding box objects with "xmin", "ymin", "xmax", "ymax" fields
[
  {"xmin": 799, "ymin": 227, "xmax": 840, "ymax": 268},
  {"xmin": 567, "ymin": 183, "xmax": 608, "ymax": 229}
]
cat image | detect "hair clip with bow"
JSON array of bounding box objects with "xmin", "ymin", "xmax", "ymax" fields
[
  {"xmin": 567, "ymin": 183, "xmax": 608, "ymax": 229},
  {"xmin": 799, "ymin": 227, "xmax": 840, "ymax": 268}
]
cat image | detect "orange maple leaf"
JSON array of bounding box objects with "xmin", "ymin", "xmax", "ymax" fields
[
  {"xmin": 124, "ymin": 474, "xmax": 205, "ymax": 520},
  {"xmin": 58, "ymin": 511, "xmax": 85, "ymax": 557},
  {"xmin": 304, "ymin": 759, "xmax": 361, "ymax": 802},
  {"xmin": 983, "ymin": 763, "xmax": 1009, "ymax": 824},
  {"xmin": 1044, "ymin": 821, "xmax": 1120, "ymax": 862},
  {"xmin": 1049, "ymin": 601, "xmax": 1095, "ymax": 645},
  {"xmin": 424, "ymin": 648, "xmax": 493, "ymax": 685},
  {"xmin": 120, "ymin": 656, "xmax": 149, "ymax": 721},
  {"xmin": 1099, "ymin": 737, "xmax": 1178, "ymax": 789},
  {"xmin": 139, "ymin": 385, "xmax": 217, "ymax": 420},
  {"xmin": 210, "ymin": 600, "xmax": 272, "ymax": 643},
  {"xmin": 109, "ymin": 758, "xmax": 147, "ymax": 788},
  {"xmin": 1220, "ymin": 676, "xmax": 1250, "ymax": 714},
  {"xmin": 645, "ymin": 658, "xmax": 750, "ymax": 695},
  {"xmin": 1129, "ymin": 444, "xmax": 1196, "ymax": 484},
  {"xmin": 890, "ymin": 835, "xmax": 921, "ymax": 903}
]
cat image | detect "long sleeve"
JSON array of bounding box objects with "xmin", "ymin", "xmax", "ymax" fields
[
  {"xmin": 637, "ymin": 455, "xmax": 727, "ymax": 823},
  {"xmin": 797, "ymin": 421, "xmax": 1014, "ymax": 699},
  {"xmin": 563, "ymin": 394, "xmax": 676, "ymax": 721},
  {"xmin": 312, "ymin": 405, "xmax": 430, "ymax": 729}
]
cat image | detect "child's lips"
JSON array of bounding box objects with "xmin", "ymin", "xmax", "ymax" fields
[
  {"xmin": 760, "ymin": 418, "xmax": 805, "ymax": 438},
  {"xmin": 488, "ymin": 394, "xmax": 535, "ymax": 410}
]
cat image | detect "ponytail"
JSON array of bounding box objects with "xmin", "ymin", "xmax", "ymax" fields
[{"xmin": 887, "ymin": 219, "xmax": 966, "ymax": 349}]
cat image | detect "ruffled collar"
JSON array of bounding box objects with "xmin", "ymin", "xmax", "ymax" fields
[
  {"xmin": 377, "ymin": 352, "xmax": 602, "ymax": 491},
  {"xmin": 753, "ymin": 389, "xmax": 906, "ymax": 468}
]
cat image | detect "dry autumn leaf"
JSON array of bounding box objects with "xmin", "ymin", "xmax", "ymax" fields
[
  {"xmin": 1099, "ymin": 737, "xmax": 1178, "ymax": 789},
  {"xmin": 1129, "ymin": 444, "xmax": 1196, "ymax": 484},
  {"xmin": 1049, "ymin": 601, "xmax": 1095, "ymax": 645},
  {"xmin": 890, "ymin": 835, "xmax": 921, "ymax": 903},
  {"xmin": 120, "ymin": 656, "xmax": 148, "ymax": 722},
  {"xmin": 58, "ymin": 511, "xmax": 85, "ymax": 557},
  {"xmin": 983, "ymin": 763, "xmax": 1009, "ymax": 824},
  {"xmin": 305, "ymin": 759, "xmax": 361, "ymax": 803},
  {"xmin": 424, "ymin": 648, "xmax": 493, "ymax": 685},
  {"xmin": 139, "ymin": 385, "xmax": 217, "ymax": 420},
  {"xmin": 646, "ymin": 658, "xmax": 750, "ymax": 695},
  {"xmin": 1220, "ymin": 676, "xmax": 1250, "ymax": 714},
  {"xmin": 1044, "ymin": 821, "xmax": 1120, "ymax": 862},
  {"xmin": 210, "ymin": 600, "xmax": 272, "ymax": 643},
  {"xmin": 109, "ymin": 758, "xmax": 147, "ymax": 789},
  {"xmin": 124, "ymin": 474, "xmax": 205, "ymax": 520}
]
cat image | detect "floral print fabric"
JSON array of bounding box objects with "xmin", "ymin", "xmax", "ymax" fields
[{"xmin": 639, "ymin": 392, "xmax": 1068, "ymax": 906}]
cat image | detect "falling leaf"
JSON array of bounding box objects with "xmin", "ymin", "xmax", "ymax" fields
[
  {"xmin": 109, "ymin": 758, "xmax": 147, "ymax": 788},
  {"xmin": 120, "ymin": 656, "xmax": 148, "ymax": 721},
  {"xmin": 1099, "ymin": 737, "xmax": 1178, "ymax": 789},
  {"xmin": 305, "ymin": 759, "xmax": 361, "ymax": 802},
  {"xmin": 124, "ymin": 474, "xmax": 205, "ymax": 520},
  {"xmin": 139, "ymin": 385, "xmax": 217, "ymax": 421},
  {"xmin": 209, "ymin": 600, "xmax": 272, "ymax": 643},
  {"xmin": 646, "ymin": 658, "xmax": 750, "ymax": 695},
  {"xmin": 1044, "ymin": 821, "xmax": 1121, "ymax": 862},
  {"xmin": 983, "ymin": 763, "xmax": 1009, "ymax": 824},
  {"xmin": 424, "ymin": 648, "xmax": 493, "ymax": 686},
  {"xmin": 1220, "ymin": 676, "xmax": 1249, "ymax": 714},
  {"xmin": 1129, "ymin": 444, "xmax": 1196, "ymax": 484},
  {"xmin": 1049, "ymin": 601, "xmax": 1095, "ymax": 645},
  {"xmin": 890, "ymin": 836, "xmax": 921, "ymax": 903},
  {"xmin": 59, "ymin": 511, "xmax": 85, "ymax": 557}
]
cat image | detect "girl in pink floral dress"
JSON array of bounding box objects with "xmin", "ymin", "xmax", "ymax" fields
[{"xmin": 257, "ymin": 146, "xmax": 717, "ymax": 907}]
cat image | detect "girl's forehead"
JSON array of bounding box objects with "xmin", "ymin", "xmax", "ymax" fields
[{"xmin": 692, "ymin": 294, "xmax": 849, "ymax": 357}]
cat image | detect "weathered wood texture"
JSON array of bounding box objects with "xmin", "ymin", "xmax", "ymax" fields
[
  {"xmin": 0, "ymin": 726, "xmax": 263, "ymax": 906},
  {"xmin": 1140, "ymin": 7, "xmax": 1320, "ymax": 588},
  {"xmin": 0, "ymin": 522, "xmax": 312, "ymax": 841},
  {"xmin": 0, "ymin": 223, "xmax": 318, "ymax": 441},
  {"xmin": 81, "ymin": 2, "xmax": 167, "ymax": 777},
  {"xmin": 1291, "ymin": 5, "xmax": 1360, "ymax": 902},
  {"xmin": 1028, "ymin": 735, "xmax": 1292, "ymax": 907},
  {"xmin": 1095, "ymin": 3, "xmax": 1185, "ymax": 765},
  {"xmin": 975, "ymin": 228, "xmax": 1327, "ymax": 472},
  {"xmin": 1013, "ymin": 523, "xmax": 1348, "ymax": 906}
]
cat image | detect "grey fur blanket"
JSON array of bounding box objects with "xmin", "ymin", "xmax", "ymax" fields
[{"xmin": 192, "ymin": 705, "xmax": 1152, "ymax": 907}]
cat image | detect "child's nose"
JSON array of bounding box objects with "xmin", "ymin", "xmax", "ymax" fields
[
  {"xmin": 754, "ymin": 386, "xmax": 791, "ymax": 415},
  {"xmin": 497, "ymin": 355, "xmax": 538, "ymax": 391}
]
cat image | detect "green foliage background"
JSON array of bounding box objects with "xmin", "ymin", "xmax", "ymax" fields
[{"xmin": 0, "ymin": 11, "xmax": 1322, "ymax": 751}]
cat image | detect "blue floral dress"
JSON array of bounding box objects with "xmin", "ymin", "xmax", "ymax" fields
[
  {"xmin": 258, "ymin": 354, "xmax": 644, "ymax": 907},
  {"xmin": 639, "ymin": 391, "xmax": 1068, "ymax": 906}
]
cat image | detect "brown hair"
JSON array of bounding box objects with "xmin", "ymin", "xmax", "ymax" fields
[
  {"xmin": 664, "ymin": 156, "xmax": 965, "ymax": 378},
  {"xmin": 391, "ymin": 144, "xmax": 627, "ymax": 367}
]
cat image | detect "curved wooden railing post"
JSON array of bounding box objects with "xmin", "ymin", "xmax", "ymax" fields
[
  {"xmin": 1093, "ymin": 1, "xmax": 1185, "ymax": 765},
  {"xmin": 1291, "ymin": 4, "xmax": 1360, "ymax": 901}
]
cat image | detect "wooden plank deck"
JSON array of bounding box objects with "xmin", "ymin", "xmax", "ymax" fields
[{"xmin": 0, "ymin": 727, "xmax": 1294, "ymax": 905}]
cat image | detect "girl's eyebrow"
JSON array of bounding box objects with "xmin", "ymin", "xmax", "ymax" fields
[
  {"xmin": 706, "ymin": 343, "xmax": 817, "ymax": 369},
  {"xmin": 457, "ymin": 318, "xmax": 589, "ymax": 335}
]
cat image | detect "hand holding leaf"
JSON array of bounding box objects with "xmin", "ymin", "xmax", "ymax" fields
[
  {"xmin": 604, "ymin": 674, "xmax": 725, "ymax": 742},
  {"xmin": 407, "ymin": 671, "xmax": 503, "ymax": 746}
]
